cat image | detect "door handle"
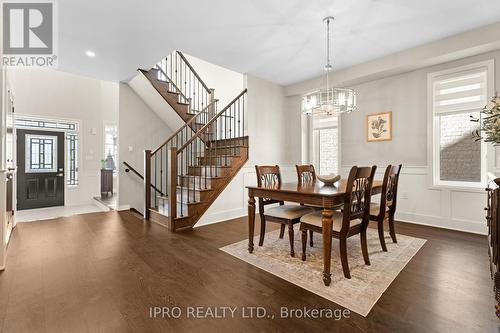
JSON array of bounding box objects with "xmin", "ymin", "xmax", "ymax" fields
[{"xmin": 57, "ymin": 173, "xmax": 64, "ymax": 177}]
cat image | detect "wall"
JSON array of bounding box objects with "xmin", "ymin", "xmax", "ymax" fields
[
  {"xmin": 7, "ymin": 69, "xmax": 119, "ymax": 206},
  {"xmin": 118, "ymin": 83, "xmax": 172, "ymax": 213},
  {"xmin": 285, "ymin": 50, "xmax": 500, "ymax": 235},
  {"xmin": 184, "ymin": 53, "xmax": 245, "ymax": 108}
]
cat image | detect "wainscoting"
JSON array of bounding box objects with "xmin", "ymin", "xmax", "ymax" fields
[
  {"xmin": 197, "ymin": 165, "xmax": 486, "ymax": 235},
  {"xmin": 340, "ymin": 166, "xmax": 486, "ymax": 235}
]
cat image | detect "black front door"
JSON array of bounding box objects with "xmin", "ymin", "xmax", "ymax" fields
[{"xmin": 17, "ymin": 129, "xmax": 65, "ymax": 210}]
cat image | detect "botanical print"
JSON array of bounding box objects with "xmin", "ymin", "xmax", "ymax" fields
[{"xmin": 367, "ymin": 112, "xmax": 392, "ymax": 142}]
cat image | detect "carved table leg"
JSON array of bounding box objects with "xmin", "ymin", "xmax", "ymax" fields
[
  {"xmin": 322, "ymin": 209, "xmax": 334, "ymax": 286},
  {"xmin": 248, "ymin": 195, "xmax": 256, "ymax": 253}
]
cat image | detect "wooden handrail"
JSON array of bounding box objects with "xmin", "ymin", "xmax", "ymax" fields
[
  {"xmin": 151, "ymin": 99, "xmax": 218, "ymax": 155},
  {"xmin": 176, "ymin": 51, "xmax": 211, "ymax": 93},
  {"xmin": 178, "ymin": 89, "xmax": 247, "ymax": 152},
  {"xmin": 123, "ymin": 161, "xmax": 165, "ymax": 196}
]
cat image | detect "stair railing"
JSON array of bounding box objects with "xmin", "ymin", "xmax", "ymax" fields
[
  {"xmin": 144, "ymin": 99, "xmax": 218, "ymax": 219},
  {"xmin": 169, "ymin": 89, "xmax": 247, "ymax": 220},
  {"xmin": 155, "ymin": 51, "xmax": 214, "ymax": 115}
]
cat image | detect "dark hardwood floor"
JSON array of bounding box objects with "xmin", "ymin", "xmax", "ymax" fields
[{"xmin": 0, "ymin": 210, "xmax": 497, "ymax": 332}]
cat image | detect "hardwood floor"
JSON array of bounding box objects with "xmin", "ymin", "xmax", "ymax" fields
[{"xmin": 0, "ymin": 210, "xmax": 497, "ymax": 332}]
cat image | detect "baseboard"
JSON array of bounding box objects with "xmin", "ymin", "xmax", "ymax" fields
[
  {"xmin": 395, "ymin": 211, "xmax": 487, "ymax": 235},
  {"xmin": 116, "ymin": 204, "xmax": 131, "ymax": 211},
  {"xmin": 195, "ymin": 207, "xmax": 247, "ymax": 228},
  {"xmin": 92, "ymin": 198, "xmax": 111, "ymax": 212}
]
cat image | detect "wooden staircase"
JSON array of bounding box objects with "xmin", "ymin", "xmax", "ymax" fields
[
  {"xmin": 138, "ymin": 51, "xmax": 248, "ymax": 231},
  {"xmin": 139, "ymin": 51, "xmax": 216, "ymax": 134}
]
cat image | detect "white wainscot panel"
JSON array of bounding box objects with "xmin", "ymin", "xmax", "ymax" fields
[{"xmin": 450, "ymin": 190, "xmax": 486, "ymax": 224}]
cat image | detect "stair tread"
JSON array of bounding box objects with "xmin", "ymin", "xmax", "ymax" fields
[
  {"xmin": 197, "ymin": 154, "xmax": 240, "ymax": 158},
  {"xmin": 176, "ymin": 186, "xmax": 213, "ymax": 192},
  {"xmin": 181, "ymin": 175, "xmax": 222, "ymax": 179}
]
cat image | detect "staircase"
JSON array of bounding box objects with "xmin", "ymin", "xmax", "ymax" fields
[
  {"xmin": 139, "ymin": 51, "xmax": 217, "ymax": 133},
  {"xmin": 139, "ymin": 51, "xmax": 248, "ymax": 231}
]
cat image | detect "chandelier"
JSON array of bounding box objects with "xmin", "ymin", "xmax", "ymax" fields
[{"xmin": 302, "ymin": 17, "xmax": 356, "ymax": 116}]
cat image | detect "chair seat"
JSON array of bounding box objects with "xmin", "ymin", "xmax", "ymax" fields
[
  {"xmin": 265, "ymin": 204, "xmax": 315, "ymax": 220},
  {"xmin": 300, "ymin": 211, "xmax": 361, "ymax": 232},
  {"xmin": 370, "ymin": 203, "xmax": 390, "ymax": 216}
]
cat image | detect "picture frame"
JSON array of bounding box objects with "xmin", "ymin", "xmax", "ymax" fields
[{"xmin": 366, "ymin": 112, "xmax": 392, "ymax": 142}]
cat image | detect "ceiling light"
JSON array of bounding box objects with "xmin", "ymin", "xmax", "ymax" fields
[
  {"xmin": 85, "ymin": 50, "xmax": 96, "ymax": 58},
  {"xmin": 302, "ymin": 17, "xmax": 356, "ymax": 116}
]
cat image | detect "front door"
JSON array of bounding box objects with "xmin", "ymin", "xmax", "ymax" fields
[{"xmin": 16, "ymin": 129, "xmax": 65, "ymax": 210}]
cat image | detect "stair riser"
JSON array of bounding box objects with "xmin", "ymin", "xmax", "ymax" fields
[
  {"xmin": 176, "ymin": 189, "xmax": 212, "ymax": 202},
  {"xmin": 209, "ymin": 137, "xmax": 248, "ymax": 148},
  {"xmin": 198, "ymin": 156, "xmax": 234, "ymax": 166},
  {"xmin": 156, "ymin": 199, "xmax": 190, "ymax": 218},
  {"xmin": 205, "ymin": 147, "xmax": 242, "ymax": 155},
  {"xmin": 187, "ymin": 166, "xmax": 223, "ymax": 177},
  {"xmin": 179, "ymin": 177, "xmax": 212, "ymax": 189}
]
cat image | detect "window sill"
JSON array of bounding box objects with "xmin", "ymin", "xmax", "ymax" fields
[{"xmin": 429, "ymin": 183, "xmax": 486, "ymax": 193}]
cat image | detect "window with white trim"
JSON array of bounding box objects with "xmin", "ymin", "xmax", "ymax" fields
[
  {"xmin": 429, "ymin": 60, "xmax": 493, "ymax": 187},
  {"xmin": 312, "ymin": 115, "xmax": 338, "ymax": 175}
]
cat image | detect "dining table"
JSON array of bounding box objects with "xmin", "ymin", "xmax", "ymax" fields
[{"xmin": 246, "ymin": 179, "xmax": 383, "ymax": 286}]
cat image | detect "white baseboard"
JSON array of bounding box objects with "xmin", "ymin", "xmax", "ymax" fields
[
  {"xmin": 195, "ymin": 207, "xmax": 247, "ymax": 228},
  {"xmin": 395, "ymin": 211, "xmax": 487, "ymax": 235},
  {"xmin": 116, "ymin": 204, "xmax": 131, "ymax": 211}
]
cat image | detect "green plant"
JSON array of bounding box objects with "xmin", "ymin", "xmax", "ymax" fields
[{"xmin": 471, "ymin": 93, "xmax": 500, "ymax": 144}]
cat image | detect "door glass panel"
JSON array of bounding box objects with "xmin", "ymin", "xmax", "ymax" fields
[{"xmin": 25, "ymin": 134, "xmax": 57, "ymax": 173}]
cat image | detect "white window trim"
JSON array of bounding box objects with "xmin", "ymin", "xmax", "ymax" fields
[
  {"xmin": 427, "ymin": 59, "xmax": 495, "ymax": 190},
  {"xmin": 305, "ymin": 115, "xmax": 340, "ymax": 175}
]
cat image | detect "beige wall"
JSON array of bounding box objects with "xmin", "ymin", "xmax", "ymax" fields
[{"xmin": 7, "ymin": 69, "xmax": 119, "ymax": 206}]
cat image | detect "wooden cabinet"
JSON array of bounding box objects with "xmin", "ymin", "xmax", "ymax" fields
[
  {"xmin": 486, "ymin": 177, "xmax": 500, "ymax": 318},
  {"xmin": 100, "ymin": 169, "xmax": 113, "ymax": 196}
]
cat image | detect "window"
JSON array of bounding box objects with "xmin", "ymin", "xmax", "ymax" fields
[
  {"xmin": 312, "ymin": 115, "xmax": 338, "ymax": 175},
  {"xmin": 429, "ymin": 60, "xmax": 493, "ymax": 187},
  {"xmin": 16, "ymin": 116, "xmax": 79, "ymax": 185},
  {"xmin": 25, "ymin": 134, "xmax": 57, "ymax": 173},
  {"xmin": 104, "ymin": 124, "xmax": 118, "ymax": 174},
  {"xmin": 67, "ymin": 133, "xmax": 78, "ymax": 185}
]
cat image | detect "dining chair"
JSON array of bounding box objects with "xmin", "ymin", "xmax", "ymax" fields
[
  {"xmin": 296, "ymin": 164, "xmax": 317, "ymax": 183},
  {"xmin": 255, "ymin": 165, "xmax": 315, "ymax": 257},
  {"xmin": 295, "ymin": 164, "xmax": 317, "ymax": 247},
  {"xmin": 369, "ymin": 164, "xmax": 402, "ymax": 251},
  {"xmin": 299, "ymin": 165, "xmax": 377, "ymax": 279}
]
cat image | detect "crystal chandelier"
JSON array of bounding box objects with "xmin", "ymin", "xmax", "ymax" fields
[{"xmin": 302, "ymin": 17, "xmax": 356, "ymax": 116}]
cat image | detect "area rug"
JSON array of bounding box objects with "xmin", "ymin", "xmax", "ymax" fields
[{"xmin": 220, "ymin": 228, "xmax": 426, "ymax": 317}]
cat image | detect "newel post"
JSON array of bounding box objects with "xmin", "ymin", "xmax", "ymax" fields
[
  {"xmin": 144, "ymin": 150, "xmax": 152, "ymax": 219},
  {"xmin": 167, "ymin": 147, "xmax": 177, "ymax": 231},
  {"xmin": 209, "ymin": 88, "xmax": 215, "ymax": 118}
]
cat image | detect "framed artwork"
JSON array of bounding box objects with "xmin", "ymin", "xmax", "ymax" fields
[{"xmin": 366, "ymin": 112, "xmax": 392, "ymax": 142}]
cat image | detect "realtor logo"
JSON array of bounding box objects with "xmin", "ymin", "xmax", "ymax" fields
[{"xmin": 2, "ymin": 0, "xmax": 58, "ymax": 67}]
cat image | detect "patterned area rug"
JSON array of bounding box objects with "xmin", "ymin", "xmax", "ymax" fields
[{"xmin": 220, "ymin": 228, "xmax": 426, "ymax": 317}]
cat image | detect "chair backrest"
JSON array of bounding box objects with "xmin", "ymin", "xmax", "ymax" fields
[
  {"xmin": 255, "ymin": 165, "xmax": 283, "ymax": 206},
  {"xmin": 341, "ymin": 165, "xmax": 377, "ymax": 232},
  {"xmin": 295, "ymin": 164, "xmax": 316, "ymax": 183},
  {"xmin": 378, "ymin": 164, "xmax": 402, "ymax": 215}
]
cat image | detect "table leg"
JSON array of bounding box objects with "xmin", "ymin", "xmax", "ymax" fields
[
  {"xmin": 322, "ymin": 209, "xmax": 333, "ymax": 286},
  {"xmin": 248, "ymin": 196, "xmax": 256, "ymax": 253}
]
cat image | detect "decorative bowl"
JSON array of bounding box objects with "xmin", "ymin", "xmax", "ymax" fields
[{"xmin": 317, "ymin": 174, "xmax": 341, "ymax": 186}]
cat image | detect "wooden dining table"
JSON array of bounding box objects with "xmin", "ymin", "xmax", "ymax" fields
[{"xmin": 246, "ymin": 179, "xmax": 383, "ymax": 286}]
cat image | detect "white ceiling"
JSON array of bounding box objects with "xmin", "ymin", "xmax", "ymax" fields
[{"xmin": 58, "ymin": 0, "xmax": 500, "ymax": 85}]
